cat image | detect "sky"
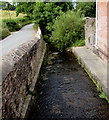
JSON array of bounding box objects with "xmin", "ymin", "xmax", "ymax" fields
[
  {"xmin": 0, "ymin": 0, "xmax": 77, "ymax": 2},
  {"xmin": 0, "ymin": 0, "xmax": 12, "ymax": 2},
  {"xmin": 0, "ymin": 0, "xmax": 96, "ymax": 2}
]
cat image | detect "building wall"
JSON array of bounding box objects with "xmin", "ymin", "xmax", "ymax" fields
[
  {"xmin": 96, "ymin": 2, "xmax": 109, "ymax": 62},
  {"xmin": 85, "ymin": 2, "xmax": 109, "ymax": 62}
]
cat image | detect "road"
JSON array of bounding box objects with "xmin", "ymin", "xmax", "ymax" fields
[{"xmin": 0, "ymin": 24, "xmax": 35, "ymax": 57}]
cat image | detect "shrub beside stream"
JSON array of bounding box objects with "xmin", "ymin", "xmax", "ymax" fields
[{"xmin": 50, "ymin": 10, "xmax": 85, "ymax": 52}]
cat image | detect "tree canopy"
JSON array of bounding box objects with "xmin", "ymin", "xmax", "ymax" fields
[
  {"xmin": 16, "ymin": 2, "xmax": 35, "ymax": 17},
  {"xmin": 33, "ymin": 2, "xmax": 73, "ymax": 38},
  {"xmin": 0, "ymin": 2, "xmax": 15, "ymax": 10},
  {"xmin": 76, "ymin": 2, "xmax": 96, "ymax": 17},
  {"xmin": 15, "ymin": 1, "xmax": 96, "ymax": 51}
]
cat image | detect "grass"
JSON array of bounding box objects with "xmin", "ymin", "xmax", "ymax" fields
[
  {"xmin": 0, "ymin": 10, "xmax": 33, "ymax": 39},
  {"xmin": 72, "ymin": 39, "xmax": 85, "ymax": 47},
  {"xmin": 0, "ymin": 28, "xmax": 10, "ymax": 40},
  {"xmin": 84, "ymin": 66, "xmax": 109, "ymax": 103},
  {"xmin": 33, "ymin": 24, "xmax": 39, "ymax": 31},
  {"xmin": 99, "ymin": 92, "xmax": 109, "ymax": 103},
  {"xmin": 0, "ymin": 10, "xmax": 26, "ymax": 32},
  {"xmin": 66, "ymin": 39, "xmax": 85, "ymax": 51},
  {"xmin": 0, "ymin": 10, "xmax": 25, "ymax": 20},
  {"xmin": 0, "ymin": 11, "xmax": 40, "ymax": 40}
]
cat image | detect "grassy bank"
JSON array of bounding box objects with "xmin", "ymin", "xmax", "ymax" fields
[
  {"xmin": 0, "ymin": 10, "xmax": 32, "ymax": 40},
  {"xmin": 0, "ymin": 10, "xmax": 25, "ymax": 20}
]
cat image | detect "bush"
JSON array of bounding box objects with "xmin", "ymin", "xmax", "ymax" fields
[
  {"xmin": 76, "ymin": 2, "xmax": 96, "ymax": 17},
  {"xmin": 51, "ymin": 10, "xmax": 85, "ymax": 51},
  {"xmin": 0, "ymin": 28, "xmax": 10, "ymax": 40},
  {"xmin": 16, "ymin": 17, "xmax": 32, "ymax": 27},
  {"xmin": 2, "ymin": 16, "xmax": 32, "ymax": 33},
  {"xmin": 71, "ymin": 39, "xmax": 85, "ymax": 47},
  {"xmin": 1, "ymin": 17, "xmax": 32, "ymax": 39},
  {"xmin": 3, "ymin": 19, "xmax": 21, "ymax": 32}
]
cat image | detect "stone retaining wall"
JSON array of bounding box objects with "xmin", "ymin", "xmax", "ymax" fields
[
  {"xmin": 85, "ymin": 17, "xmax": 96, "ymax": 51},
  {"xmin": 2, "ymin": 28, "xmax": 46, "ymax": 119}
]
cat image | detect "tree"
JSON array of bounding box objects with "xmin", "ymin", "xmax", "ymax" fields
[
  {"xmin": 76, "ymin": 2, "xmax": 96, "ymax": 17},
  {"xmin": 16, "ymin": 2, "xmax": 73, "ymax": 36},
  {"xmin": 0, "ymin": 2, "xmax": 15, "ymax": 10},
  {"xmin": 33, "ymin": 2, "xmax": 73, "ymax": 40},
  {"xmin": 16, "ymin": 2, "xmax": 35, "ymax": 18}
]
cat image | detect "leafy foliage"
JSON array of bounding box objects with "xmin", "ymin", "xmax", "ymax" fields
[
  {"xmin": 51, "ymin": 10, "xmax": 84, "ymax": 51},
  {"xmin": 76, "ymin": 2, "xmax": 96, "ymax": 17},
  {"xmin": 71, "ymin": 39, "xmax": 85, "ymax": 47},
  {"xmin": 16, "ymin": 16, "xmax": 32, "ymax": 27},
  {"xmin": 3, "ymin": 19, "xmax": 21, "ymax": 31},
  {"xmin": 2, "ymin": 16, "xmax": 32, "ymax": 32},
  {"xmin": 16, "ymin": 2, "xmax": 35, "ymax": 18},
  {"xmin": 33, "ymin": 2, "xmax": 73, "ymax": 40},
  {"xmin": 14, "ymin": 2, "xmax": 95, "ymax": 51},
  {"xmin": 0, "ymin": 28, "xmax": 10, "ymax": 40},
  {"xmin": 0, "ymin": 2, "xmax": 15, "ymax": 10}
]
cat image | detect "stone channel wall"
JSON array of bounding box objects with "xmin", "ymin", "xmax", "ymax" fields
[
  {"xmin": 2, "ymin": 28, "xmax": 46, "ymax": 119},
  {"xmin": 85, "ymin": 17, "xmax": 96, "ymax": 51}
]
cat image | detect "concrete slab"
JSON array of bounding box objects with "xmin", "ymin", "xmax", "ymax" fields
[{"xmin": 71, "ymin": 46, "xmax": 108, "ymax": 98}]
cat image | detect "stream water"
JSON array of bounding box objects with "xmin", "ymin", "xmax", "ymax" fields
[{"xmin": 28, "ymin": 48, "xmax": 109, "ymax": 119}]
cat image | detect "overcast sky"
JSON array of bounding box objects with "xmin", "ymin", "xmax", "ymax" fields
[
  {"xmin": 0, "ymin": 0, "xmax": 12, "ymax": 2},
  {"xmin": 0, "ymin": 0, "xmax": 77, "ymax": 2}
]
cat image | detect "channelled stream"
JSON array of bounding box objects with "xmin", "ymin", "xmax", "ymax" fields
[{"xmin": 28, "ymin": 49, "xmax": 109, "ymax": 119}]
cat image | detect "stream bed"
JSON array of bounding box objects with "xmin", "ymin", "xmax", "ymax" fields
[{"xmin": 28, "ymin": 50, "xmax": 109, "ymax": 119}]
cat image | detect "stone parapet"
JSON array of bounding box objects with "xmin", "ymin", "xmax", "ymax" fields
[{"xmin": 1, "ymin": 26, "xmax": 46, "ymax": 119}]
